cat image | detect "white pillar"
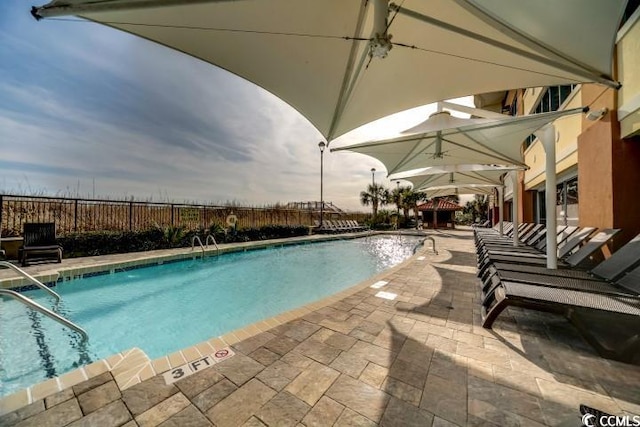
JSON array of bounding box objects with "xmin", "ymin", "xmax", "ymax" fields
[
  {"xmin": 497, "ymin": 186, "xmax": 504, "ymax": 237},
  {"xmin": 537, "ymin": 124, "xmax": 557, "ymax": 269},
  {"xmin": 511, "ymin": 171, "xmax": 520, "ymax": 246}
]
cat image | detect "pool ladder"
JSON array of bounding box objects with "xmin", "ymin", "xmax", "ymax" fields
[
  {"xmin": 0, "ymin": 262, "xmax": 89, "ymax": 343},
  {"xmin": 191, "ymin": 235, "xmax": 219, "ymax": 256}
]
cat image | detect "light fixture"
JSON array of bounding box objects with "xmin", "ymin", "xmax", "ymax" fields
[{"xmin": 586, "ymin": 107, "xmax": 608, "ymax": 121}]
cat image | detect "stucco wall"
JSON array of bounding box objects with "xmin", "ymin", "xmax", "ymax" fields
[{"xmin": 618, "ymin": 9, "xmax": 640, "ymax": 138}]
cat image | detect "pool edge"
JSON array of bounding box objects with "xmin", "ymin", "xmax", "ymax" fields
[{"xmin": 0, "ymin": 231, "xmax": 433, "ymax": 416}]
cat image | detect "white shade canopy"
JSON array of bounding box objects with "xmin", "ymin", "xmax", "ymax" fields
[
  {"xmin": 32, "ymin": 0, "xmax": 625, "ymax": 141},
  {"xmin": 331, "ymin": 108, "xmax": 585, "ymax": 174},
  {"xmin": 404, "ymin": 169, "xmax": 506, "ymax": 191},
  {"xmin": 390, "ymin": 163, "xmax": 518, "ymax": 179},
  {"xmin": 423, "ymin": 184, "xmax": 495, "ymax": 198}
]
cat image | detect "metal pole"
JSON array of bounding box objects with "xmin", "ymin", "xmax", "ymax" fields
[
  {"xmin": 498, "ymin": 185, "xmax": 504, "ymax": 237},
  {"xmin": 396, "ymin": 181, "xmax": 400, "ymax": 228},
  {"xmin": 511, "ymin": 171, "xmax": 520, "ymax": 246},
  {"xmin": 371, "ymin": 168, "xmax": 376, "ymax": 186},
  {"xmin": 537, "ymin": 124, "xmax": 558, "ymax": 269},
  {"xmin": 319, "ymin": 141, "xmax": 326, "ymax": 227}
]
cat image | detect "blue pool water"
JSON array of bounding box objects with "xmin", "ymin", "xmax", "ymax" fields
[{"xmin": 0, "ymin": 235, "xmax": 423, "ymax": 396}]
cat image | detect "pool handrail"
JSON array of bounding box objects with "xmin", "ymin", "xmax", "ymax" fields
[
  {"xmin": 424, "ymin": 236, "xmax": 438, "ymax": 255},
  {"xmin": 191, "ymin": 235, "xmax": 205, "ymax": 255},
  {"xmin": 205, "ymin": 234, "xmax": 219, "ymax": 251},
  {"xmin": 0, "ymin": 289, "xmax": 88, "ymax": 342},
  {"xmin": 0, "ymin": 260, "xmax": 61, "ymax": 303}
]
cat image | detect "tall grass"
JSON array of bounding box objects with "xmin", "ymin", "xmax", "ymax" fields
[{"xmin": 0, "ymin": 194, "xmax": 367, "ymax": 237}]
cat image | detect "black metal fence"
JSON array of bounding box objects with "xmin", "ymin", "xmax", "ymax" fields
[{"xmin": 0, "ymin": 195, "xmax": 367, "ymax": 237}]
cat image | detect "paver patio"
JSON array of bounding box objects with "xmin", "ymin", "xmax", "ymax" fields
[{"xmin": 1, "ymin": 229, "xmax": 639, "ymax": 426}]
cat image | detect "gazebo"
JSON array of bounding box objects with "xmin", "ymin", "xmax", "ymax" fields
[{"xmin": 418, "ymin": 199, "xmax": 463, "ymax": 229}]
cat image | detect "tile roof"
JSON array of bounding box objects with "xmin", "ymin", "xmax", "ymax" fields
[{"xmin": 417, "ymin": 199, "xmax": 462, "ymax": 211}]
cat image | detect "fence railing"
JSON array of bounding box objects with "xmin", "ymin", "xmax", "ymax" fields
[{"xmin": 0, "ymin": 194, "xmax": 367, "ymax": 237}]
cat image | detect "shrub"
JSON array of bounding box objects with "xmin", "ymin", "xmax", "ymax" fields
[{"xmin": 56, "ymin": 224, "xmax": 311, "ymax": 258}]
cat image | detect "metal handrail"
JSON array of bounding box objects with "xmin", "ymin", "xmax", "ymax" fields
[
  {"xmin": 0, "ymin": 261, "xmax": 61, "ymax": 303},
  {"xmin": 0, "ymin": 289, "xmax": 88, "ymax": 342},
  {"xmin": 205, "ymin": 234, "xmax": 219, "ymax": 250},
  {"xmin": 191, "ymin": 236, "xmax": 205, "ymax": 255},
  {"xmin": 424, "ymin": 237, "xmax": 438, "ymax": 255}
]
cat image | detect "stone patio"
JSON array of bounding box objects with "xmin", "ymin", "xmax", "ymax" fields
[{"xmin": 1, "ymin": 229, "xmax": 639, "ymax": 426}]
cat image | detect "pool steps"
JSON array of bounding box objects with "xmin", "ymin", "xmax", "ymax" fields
[{"xmin": 0, "ymin": 289, "xmax": 88, "ymax": 342}]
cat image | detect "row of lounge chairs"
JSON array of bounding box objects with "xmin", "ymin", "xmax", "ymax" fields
[
  {"xmin": 314, "ymin": 220, "xmax": 368, "ymax": 234},
  {"xmin": 474, "ymin": 222, "xmax": 640, "ymax": 363}
]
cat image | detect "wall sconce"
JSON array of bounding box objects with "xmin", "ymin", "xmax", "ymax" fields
[{"xmin": 586, "ymin": 107, "xmax": 608, "ymax": 121}]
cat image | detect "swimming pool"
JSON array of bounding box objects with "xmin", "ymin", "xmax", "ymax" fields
[{"xmin": 0, "ymin": 235, "xmax": 423, "ymax": 396}]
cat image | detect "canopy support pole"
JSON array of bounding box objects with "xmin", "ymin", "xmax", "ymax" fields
[
  {"xmin": 511, "ymin": 171, "xmax": 520, "ymax": 246},
  {"xmin": 538, "ymin": 124, "xmax": 558, "ymax": 269},
  {"xmin": 498, "ymin": 185, "xmax": 504, "ymax": 237}
]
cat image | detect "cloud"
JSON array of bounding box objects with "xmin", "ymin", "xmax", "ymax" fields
[{"xmin": 0, "ymin": 1, "xmax": 476, "ymax": 211}]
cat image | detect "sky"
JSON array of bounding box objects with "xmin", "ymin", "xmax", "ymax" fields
[{"xmin": 0, "ymin": 1, "xmax": 473, "ymax": 211}]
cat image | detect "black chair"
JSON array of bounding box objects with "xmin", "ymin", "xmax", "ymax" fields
[{"xmin": 19, "ymin": 223, "xmax": 63, "ymax": 266}]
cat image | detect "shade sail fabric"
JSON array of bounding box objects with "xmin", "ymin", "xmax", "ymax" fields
[
  {"xmin": 32, "ymin": 0, "xmax": 625, "ymax": 141},
  {"xmin": 390, "ymin": 163, "xmax": 517, "ymax": 179},
  {"xmin": 423, "ymin": 185, "xmax": 495, "ymax": 198},
  {"xmin": 404, "ymin": 169, "xmax": 506, "ymax": 191},
  {"xmin": 331, "ymin": 108, "xmax": 584, "ymax": 174}
]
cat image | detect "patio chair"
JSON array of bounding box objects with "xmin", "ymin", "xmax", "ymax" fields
[
  {"xmin": 482, "ymin": 232, "xmax": 640, "ymax": 298},
  {"xmin": 481, "ymin": 264, "xmax": 640, "ymax": 362},
  {"xmin": 353, "ymin": 220, "xmax": 369, "ymax": 231},
  {"xmin": 339, "ymin": 220, "xmax": 355, "ymax": 231},
  {"xmin": 481, "ymin": 227, "xmax": 603, "ymax": 282},
  {"xmin": 476, "ymin": 224, "xmax": 546, "ymax": 252},
  {"xmin": 478, "ymin": 229, "xmax": 604, "ymax": 278},
  {"xmin": 480, "ymin": 226, "xmax": 571, "ymax": 256},
  {"xmin": 479, "ymin": 229, "xmax": 619, "ymax": 281},
  {"xmin": 19, "ymin": 222, "xmax": 63, "ymax": 266}
]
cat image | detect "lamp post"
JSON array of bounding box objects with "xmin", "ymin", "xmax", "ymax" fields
[
  {"xmin": 396, "ymin": 181, "xmax": 400, "ymax": 229},
  {"xmin": 318, "ymin": 141, "xmax": 326, "ymax": 228},
  {"xmin": 371, "ymin": 168, "xmax": 376, "ymax": 186}
]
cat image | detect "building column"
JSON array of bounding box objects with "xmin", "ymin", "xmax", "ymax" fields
[{"xmin": 537, "ymin": 124, "xmax": 557, "ymax": 269}]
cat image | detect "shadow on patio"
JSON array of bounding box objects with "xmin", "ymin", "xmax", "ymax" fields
[{"xmin": 379, "ymin": 240, "xmax": 640, "ymax": 425}]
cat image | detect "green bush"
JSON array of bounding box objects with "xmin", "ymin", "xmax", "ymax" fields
[
  {"xmin": 58, "ymin": 229, "xmax": 165, "ymax": 257},
  {"xmin": 57, "ymin": 224, "xmax": 311, "ymax": 258}
]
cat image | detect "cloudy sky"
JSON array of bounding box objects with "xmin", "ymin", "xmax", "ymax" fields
[{"xmin": 0, "ymin": 1, "xmax": 472, "ymax": 211}]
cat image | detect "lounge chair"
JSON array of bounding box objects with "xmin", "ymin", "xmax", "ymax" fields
[
  {"xmin": 480, "ymin": 227, "xmax": 600, "ymax": 283},
  {"xmin": 351, "ymin": 220, "xmax": 369, "ymax": 231},
  {"xmin": 479, "ymin": 229, "xmax": 619, "ymax": 282},
  {"xmin": 477, "ymin": 226, "xmax": 592, "ymax": 276},
  {"xmin": 481, "ymin": 264, "xmax": 640, "ymax": 362},
  {"xmin": 483, "ymin": 232, "xmax": 640, "ymax": 298},
  {"xmin": 476, "ymin": 224, "xmax": 546, "ymax": 252},
  {"xmin": 19, "ymin": 223, "xmax": 63, "ymax": 267},
  {"xmin": 480, "ymin": 226, "xmax": 571, "ymax": 256}
]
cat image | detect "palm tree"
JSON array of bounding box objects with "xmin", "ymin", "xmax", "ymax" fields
[
  {"xmin": 463, "ymin": 194, "xmax": 489, "ymax": 222},
  {"xmin": 360, "ymin": 183, "xmax": 390, "ymax": 217},
  {"xmin": 401, "ymin": 189, "xmax": 428, "ymax": 226},
  {"xmin": 390, "ymin": 185, "xmax": 412, "ymax": 220}
]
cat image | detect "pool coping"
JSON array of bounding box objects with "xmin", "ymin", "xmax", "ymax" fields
[{"xmin": 0, "ymin": 230, "xmax": 432, "ymax": 416}]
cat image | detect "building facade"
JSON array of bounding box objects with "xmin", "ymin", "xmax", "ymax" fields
[{"xmin": 486, "ymin": 4, "xmax": 640, "ymax": 249}]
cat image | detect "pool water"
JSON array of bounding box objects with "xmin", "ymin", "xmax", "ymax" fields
[{"xmin": 0, "ymin": 235, "xmax": 423, "ymax": 396}]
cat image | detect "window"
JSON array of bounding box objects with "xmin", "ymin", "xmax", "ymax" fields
[
  {"xmin": 566, "ymin": 177, "xmax": 578, "ymax": 205},
  {"xmin": 524, "ymin": 84, "xmax": 577, "ymax": 149},
  {"xmin": 621, "ymin": 0, "xmax": 640, "ymax": 27}
]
